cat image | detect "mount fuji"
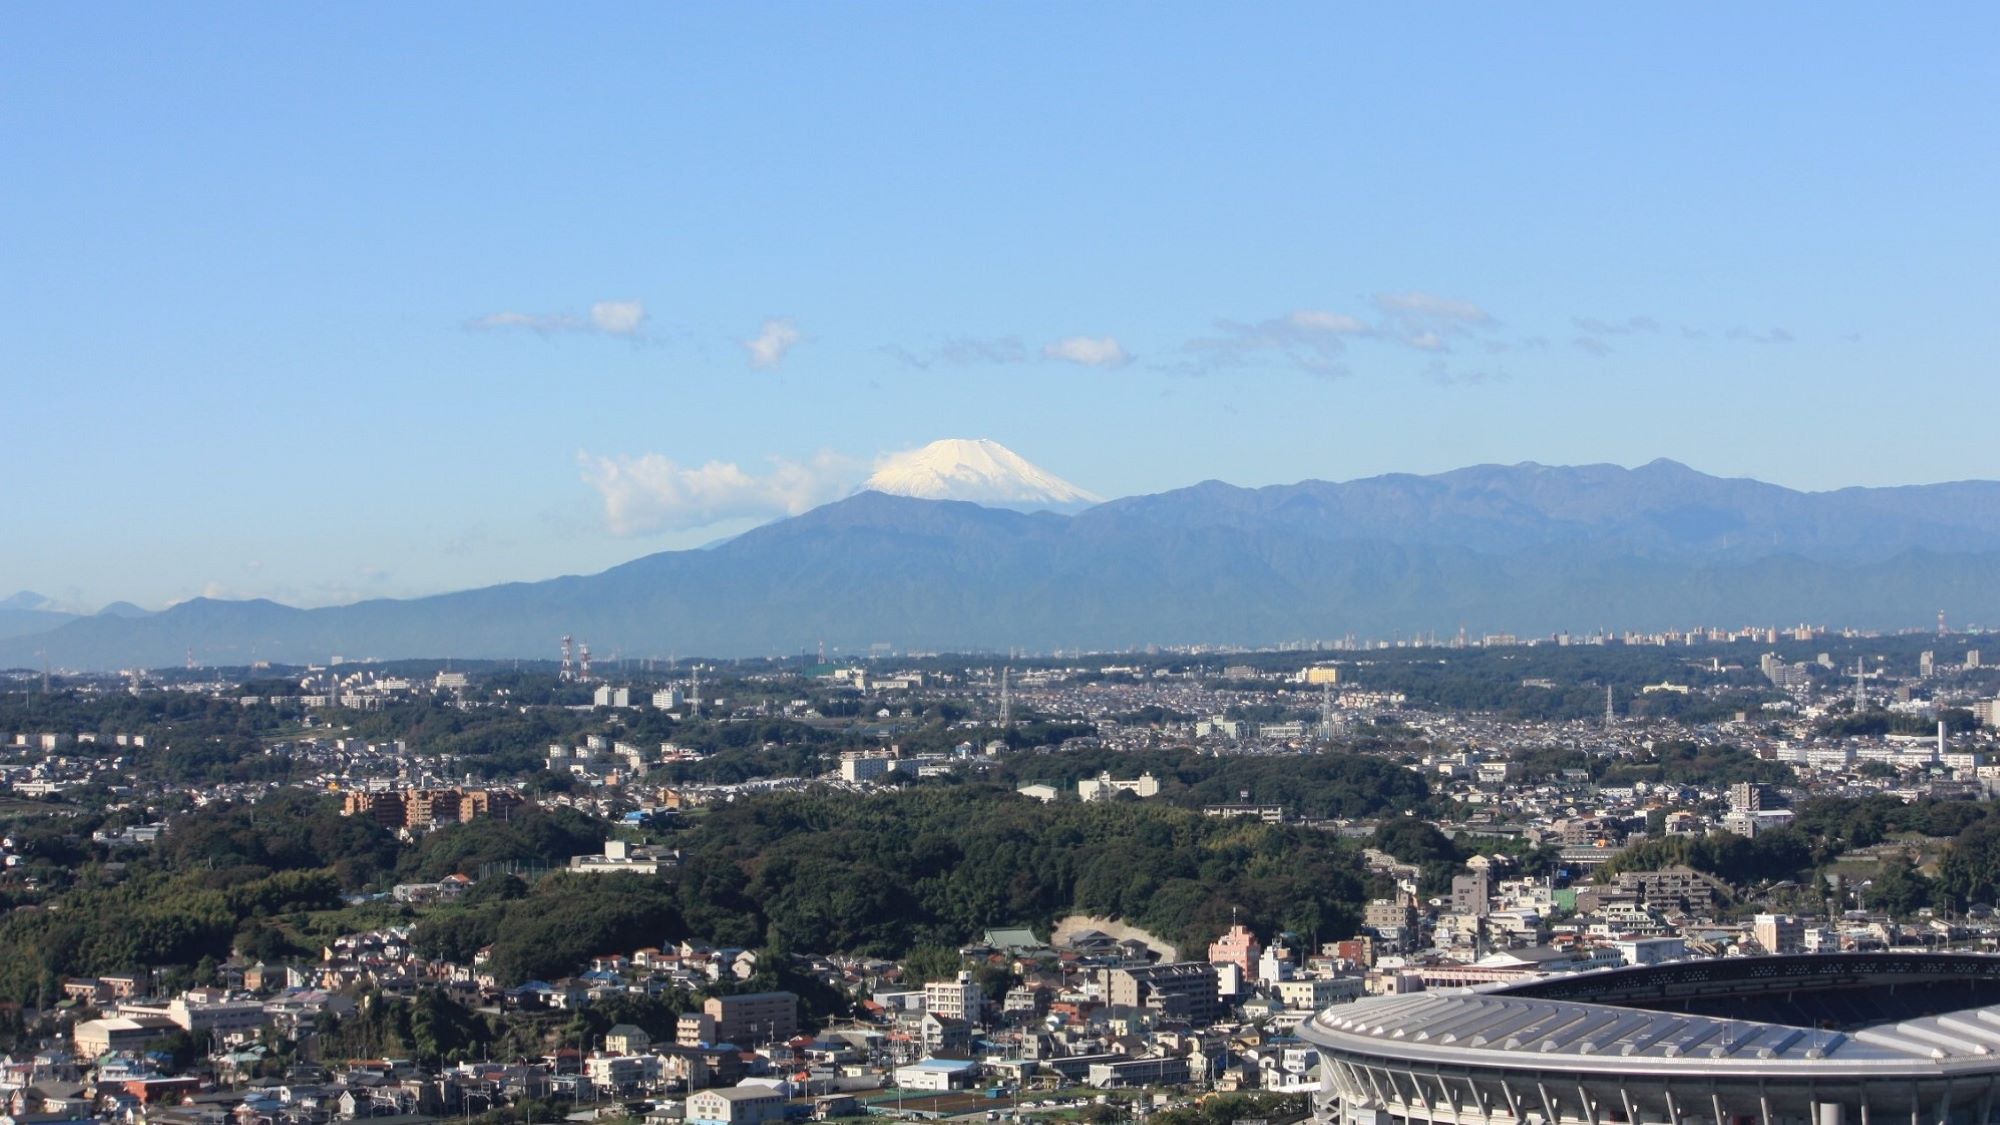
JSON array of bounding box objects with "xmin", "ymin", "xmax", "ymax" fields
[{"xmin": 861, "ymin": 438, "xmax": 1103, "ymax": 510}]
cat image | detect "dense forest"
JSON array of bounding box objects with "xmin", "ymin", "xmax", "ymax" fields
[
  {"xmin": 414, "ymin": 785, "xmax": 1388, "ymax": 986},
  {"xmin": 990, "ymin": 747, "xmax": 1433, "ymax": 820},
  {"xmin": 0, "ymin": 791, "xmax": 617, "ymax": 1005},
  {"xmin": 667, "ymin": 785, "xmax": 1377, "ymax": 959},
  {"xmin": 0, "ymin": 778, "xmax": 1397, "ymax": 1005},
  {"xmin": 1596, "ymin": 829, "xmax": 1816, "ymax": 886},
  {"xmin": 1596, "ymin": 796, "xmax": 2000, "ymax": 916}
]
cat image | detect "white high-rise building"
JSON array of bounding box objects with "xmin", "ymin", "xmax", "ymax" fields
[{"xmin": 924, "ymin": 971, "xmax": 984, "ymax": 1025}]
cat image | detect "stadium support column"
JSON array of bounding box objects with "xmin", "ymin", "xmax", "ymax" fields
[
  {"xmin": 1312, "ymin": 1062, "xmax": 1337, "ymax": 1125},
  {"xmin": 1536, "ymin": 1081, "xmax": 1561, "ymax": 1125},
  {"xmin": 1814, "ymin": 1102, "xmax": 1843, "ymax": 1125},
  {"xmin": 1575, "ymin": 1082, "xmax": 1599, "ymax": 1125},
  {"xmin": 1497, "ymin": 1077, "xmax": 1523, "ymax": 1125}
]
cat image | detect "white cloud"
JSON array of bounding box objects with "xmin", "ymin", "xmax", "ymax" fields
[
  {"xmin": 1285, "ymin": 310, "xmax": 1371, "ymax": 334},
  {"xmin": 578, "ymin": 449, "xmax": 860, "ymax": 535},
  {"xmin": 1180, "ymin": 309, "xmax": 1367, "ymax": 377},
  {"xmin": 468, "ymin": 310, "xmax": 581, "ymax": 333},
  {"xmin": 1043, "ymin": 336, "xmax": 1131, "ymax": 367},
  {"xmin": 745, "ymin": 318, "xmax": 802, "ymax": 368},
  {"xmin": 1574, "ymin": 314, "xmax": 1660, "ymax": 336},
  {"xmin": 1367, "ymin": 292, "xmax": 1497, "ymax": 355},
  {"xmin": 1175, "ymin": 297, "xmax": 1504, "ymax": 374},
  {"xmin": 469, "ymin": 299, "xmax": 648, "ymax": 338},
  {"xmin": 884, "ymin": 336, "xmax": 1030, "ymax": 369},
  {"xmin": 1372, "ymin": 291, "xmax": 1495, "ymax": 325},
  {"xmin": 1726, "ymin": 325, "xmax": 1795, "ymax": 344},
  {"xmin": 1423, "ymin": 360, "xmax": 1502, "ymax": 386},
  {"xmin": 189, "ymin": 563, "xmax": 396, "ymax": 608},
  {"xmin": 589, "ymin": 300, "xmax": 647, "ymax": 337}
]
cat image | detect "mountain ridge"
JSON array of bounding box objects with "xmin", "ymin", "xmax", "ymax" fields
[{"xmin": 12, "ymin": 460, "xmax": 2000, "ymax": 669}]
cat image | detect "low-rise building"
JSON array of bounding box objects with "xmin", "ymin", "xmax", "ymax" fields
[
  {"xmin": 1274, "ymin": 976, "xmax": 1364, "ymax": 1011},
  {"xmin": 73, "ymin": 1016, "xmax": 178, "ymax": 1057},
  {"xmin": 895, "ymin": 1058, "xmax": 981, "ymax": 1091},
  {"xmin": 1087, "ymin": 1056, "xmax": 1190, "ymax": 1089},
  {"xmin": 685, "ymin": 1086, "xmax": 787, "ymax": 1125}
]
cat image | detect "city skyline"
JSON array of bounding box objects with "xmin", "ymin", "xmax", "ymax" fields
[{"xmin": 6, "ymin": 5, "xmax": 1997, "ymax": 608}]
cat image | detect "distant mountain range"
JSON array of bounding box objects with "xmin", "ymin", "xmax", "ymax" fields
[
  {"xmin": 0, "ymin": 592, "xmax": 150, "ymax": 644},
  {"xmin": 12, "ymin": 458, "xmax": 2000, "ymax": 670}
]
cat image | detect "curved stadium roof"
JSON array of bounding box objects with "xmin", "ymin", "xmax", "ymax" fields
[{"xmin": 1299, "ymin": 953, "xmax": 2000, "ymax": 1123}]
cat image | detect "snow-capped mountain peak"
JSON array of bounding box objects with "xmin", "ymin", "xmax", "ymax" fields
[{"xmin": 862, "ymin": 438, "xmax": 1103, "ymax": 509}]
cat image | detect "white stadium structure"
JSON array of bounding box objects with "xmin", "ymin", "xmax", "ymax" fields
[{"xmin": 1300, "ymin": 953, "xmax": 2000, "ymax": 1125}]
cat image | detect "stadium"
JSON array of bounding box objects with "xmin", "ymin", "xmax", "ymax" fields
[{"xmin": 1300, "ymin": 953, "xmax": 2000, "ymax": 1125}]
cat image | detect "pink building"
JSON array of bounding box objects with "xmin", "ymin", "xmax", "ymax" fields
[{"xmin": 1208, "ymin": 922, "xmax": 1262, "ymax": 977}]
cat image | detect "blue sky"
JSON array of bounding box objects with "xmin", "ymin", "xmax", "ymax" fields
[{"xmin": 4, "ymin": 4, "xmax": 1996, "ymax": 610}]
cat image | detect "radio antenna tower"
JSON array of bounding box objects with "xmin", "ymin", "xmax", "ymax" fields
[
  {"xmin": 578, "ymin": 643, "xmax": 592, "ymax": 684},
  {"xmin": 1000, "ymin": 667, "xmax": 1012, "ymax": 729},
  {"xmin": 1603, "ymin": 684, "xmax": 1615, "ymax": 728},
  {"xmin": 560, "ymin": 636, "xmax": 574, "ymax": 681},
  {"xmin": 1939, "ymin": 609, "xmax": 1948, "ymax": 637},
  {"xmin": 691, "ymin": 664, "xmax": 702, "ymax": 713},
  {"xmin": 1321, "ymin": 679, "xmax": 1335, "ymax": 737},
  {"xmin": 1854, "ymin": 658, "xmax": 1866, "ymax": 710}
]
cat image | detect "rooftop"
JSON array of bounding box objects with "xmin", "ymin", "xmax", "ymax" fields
[{"xmin": 1306, "ymin": 987, "xmax": 2000, "ymax": 1079}]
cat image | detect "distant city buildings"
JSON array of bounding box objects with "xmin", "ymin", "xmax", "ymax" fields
[
  {"xmin": 569, "ymin": 838, "xmax": 676, "ymax": 875},
  {"xmin": 1077, "ymin": 771, "xmax": 1159, "ymax": 801},
  {"xmin": 340, "ymin": 786, "xmax": 523, "ymax": 830}
]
